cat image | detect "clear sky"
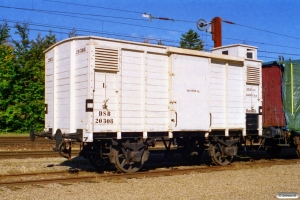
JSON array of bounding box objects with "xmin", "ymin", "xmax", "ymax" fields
[{"xmin": 1, "ymin": 0, "xmax": 300, "ymax": 61}]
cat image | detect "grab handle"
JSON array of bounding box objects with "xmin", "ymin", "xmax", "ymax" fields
[{"xmin": 175, "ymin": 112, "xmax": 177, "ymax": 127}]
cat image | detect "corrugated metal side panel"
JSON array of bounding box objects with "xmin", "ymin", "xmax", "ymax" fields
[
  {"xmin": 145, "ymin": 53, "xmax": 169, "ymax": 131},
  {"xmin": 73, "ymin": 42, "xmax": 89, "ymax": 130},
  {"xmin": 120, "ymin": 50, "xmax": 144, "ymax": 131},
  {"xmin": 210, "ymin": 62, "xmax": 226, "ymax": 127},
  {"xmin": 227, "ymin": 64, "xmax": 244, "ymax": 126},
  {"xmin": 210, "ymin": 61, "xmax": 245, "ymax": 131},
  {"xmin": 210, "ymin": 62, "xmax": 244, "ymax": 129},
  {"xmin": 171, "ymin": 54, "xmax": 210, "ymax": 131},
  {"xmin": 108, "ymin": 50, "xmax": 169, "ymax": 133},
  {"xmin": 45, "ymin": 50, "xmax": 54, "ymax": 129},
  {"xmin": 262, "ymin": 65, "xmax": 286, "ymax": 127},
  {"xmin": 55, "ymin": 42, "xmax": 71, "ymax": 131}
]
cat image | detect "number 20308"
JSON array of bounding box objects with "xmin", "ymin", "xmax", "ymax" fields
[{"xmin": 95, "ymin": 118, "xmax": 113, "ymax": 124}]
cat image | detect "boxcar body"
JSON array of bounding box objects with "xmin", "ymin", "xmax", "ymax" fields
[
  {"xmin": 32, "ymin": 36, "xmax": 265, "ymax": 172},
  {"xmin": 43, "ymin": 36, "xmax": 262, "ymax": 139}
]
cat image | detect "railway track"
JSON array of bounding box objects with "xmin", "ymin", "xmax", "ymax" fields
[
  {"xmin": 0, "ymin": 150, "xmax": 81, "ymax": 159},
  {"xmin": 0, "ymin": 137, "xmax": 299, "ymax": 187},
  {"xmin": 0, "ymin": 158, "xmax": 299, "ymax": 187},
  {"xmin": 0, "ymin": 148, "xmax": 277, "ymax": 160},
  {"xmin": 0, "ymin": 136, "xmax": 55, "ymax": 144}
]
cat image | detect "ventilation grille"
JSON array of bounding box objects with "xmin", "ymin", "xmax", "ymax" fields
[
  {"xmin": 95, "ymin": 47, "xmax": 119, "ymax": 71},
  {"xmin": 247, "ymin": 66, "xmax": 260, "ymax": 85}
]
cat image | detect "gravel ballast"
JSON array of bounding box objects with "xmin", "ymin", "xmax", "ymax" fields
[{"xmin": 1, "ymin": 157, "xmax": 299, "ymax": 200}]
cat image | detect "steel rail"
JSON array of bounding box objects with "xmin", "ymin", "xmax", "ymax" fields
[
  {"xmin": 0, "ymin": 150, "xmax": 81, "ymax": 159},
  {"xmin": 0, "ymin": 170, "xmax": 78, "ymax": 178},
  {"xmin": 0, "ymin": 141, "xmax": 55, "ymax": 145},
  {"xmin": 0, "ymin": 137, "xmax": 53, "ymax": 141}
]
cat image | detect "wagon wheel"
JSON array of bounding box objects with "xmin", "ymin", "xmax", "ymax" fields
[
  {"xmin": 114, "ymin": 146, "xmax": 143, "ymax": 173},
  {"xmin": 209, "ymin": 143, "xmax": 233, "ymax": 166},
  {"xmin": 88, "ymin": 144, "xmax": 110, "ymax": 170},
  {"xmin": 59, "ymin": 142, "xmax": 72, "ymax": 160}
]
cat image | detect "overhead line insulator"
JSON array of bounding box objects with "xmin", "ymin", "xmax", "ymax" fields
[
  {"xmin": 156, "ymin": 17, "xmax": 174, "ymax": 21},
  {"xmin": 223, "ymin": 20, "xmax": 235, "ymax": 24}
]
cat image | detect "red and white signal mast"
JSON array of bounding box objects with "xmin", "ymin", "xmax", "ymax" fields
[{"xmin": 197, "ymin": 17, "xmax": 234, "ymax": 48}]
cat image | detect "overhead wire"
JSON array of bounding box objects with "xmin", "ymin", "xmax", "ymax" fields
[
  {"xmin": 0, "ymin": 5, "xmax": 148, "ymax": 22},
  {"xmin": 234, "ymin": 23, "xmax": 300, "ymax": 40},
  {"xmin": 43, "ymin": 0, "xmax": 196, "ymax": 23},
  {"xmin": 41, "ymin": 1, "xmax": 300, "ymax": 40},
  {"xmin": 0, "ymin": 5, "xmax": 197, "ymax": 35},
  {"xmin": 1, "ymin": 3, "xmax": 300, "ymax": 59},
  {"xmin": 3, "ymin": 17, "xmax": 299, "ymax": 58},
  {"xmin": 258, "ymin": 50, "xmax": 300, "ymax": 57},
  {"xmin": 1, "ymin": 4, "xmax": 299, "ymax": 50},
  {"xmin": 222, "ymin": 36, "xmax": 300, "ymax": 50},
  {"xmin": 260, "ymin": 55, "xmax": 287, "ymax": 60},
  {"xmin": 1, "ymin": 19, "xmax": 184, "ymax": 46},
  {"xmin": 3, "ymin": 22, "xmax": 297, "ymax": 60},
  {"xmin": 44, "ymin": 0, "xmax": 142, "ymax": 14}
]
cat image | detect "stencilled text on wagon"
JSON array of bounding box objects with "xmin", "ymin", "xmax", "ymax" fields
[{"xmin": 95, "ymin": 110, "xmax": 114, "ymax": 124}]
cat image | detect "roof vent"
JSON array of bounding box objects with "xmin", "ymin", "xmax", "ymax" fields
[
  {"xmin": 247, "ymin": 66, "xmax": 260, "ymax": 85},
  {"xmin": 95, "ymin": 47, "xmax": 119, "ymax": 71}
]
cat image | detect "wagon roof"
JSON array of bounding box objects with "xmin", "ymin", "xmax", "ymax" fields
[
  {"xmin": 167, "ymin": 46, "xmax": 245, "ymax": 62},
  {"xmin": 45, "ymin": 36, "xmax": 258, "ymax": 63},
  {"xmin": 44, "ymin": 36, "xmax": 168, "ymax": 53},
  {"xmin": 212, "ymin": 44, "xmax": 258, "ymax": 50}
]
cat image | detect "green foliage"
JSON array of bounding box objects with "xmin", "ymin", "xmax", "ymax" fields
[
  {"xmin": 0, "ymin": 22, "xmax": 57, "ymax": 132},
  {"xmin": 0, "ymin": 22, "xmax": 10, "ymax": 44},
  {"xmin": 68, "ymin": 28, "xmax": 77, "ymax": 38},
  {"xmin": 180, "ymin": 29, "xmax": 204, "ymax": 51}
]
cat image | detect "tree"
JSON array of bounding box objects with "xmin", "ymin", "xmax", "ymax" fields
[
  {"xmin": 0, "ymin": 21, "xmax": 10, "ymax": 44},
  {"xmin": 180, "ymin": 29, "xmax": 204, "ymax": 51},
  {"xmin": 0, "ymin": 23, "xmax": 57, "ymax": 132},
  {"xmin": 10, "ymin": 23, "xmax": 37, "ymax": 131},
  {"xmin": 68, "ymin": 28, "xmax": 77, "ymax": 38},
  {"xmin": 0, "ymin": 22, "xmax": 17, "ymax": 131}
]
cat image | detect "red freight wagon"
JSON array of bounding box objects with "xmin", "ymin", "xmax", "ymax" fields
[
  {"xmin": 262, "ymin": 62, "xmax": 286, "ymax": 128},
  {"xmin": 262, "ymin": 61, "xmax": 300, "ymax": 157}
]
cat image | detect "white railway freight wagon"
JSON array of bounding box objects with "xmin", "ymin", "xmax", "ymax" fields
[{"xmin": 32, "ymin": 36, "xmax": 262, "ymax": 172}]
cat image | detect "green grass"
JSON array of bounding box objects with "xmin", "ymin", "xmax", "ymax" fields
[{"xmin": 0, "ymin": 132, "xmax": 29, "ymax": 137}]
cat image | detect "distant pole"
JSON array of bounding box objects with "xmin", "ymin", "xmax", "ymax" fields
[{"xmin": 211, "ymin": 17, "xmax": 222, "ymax": 48}]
